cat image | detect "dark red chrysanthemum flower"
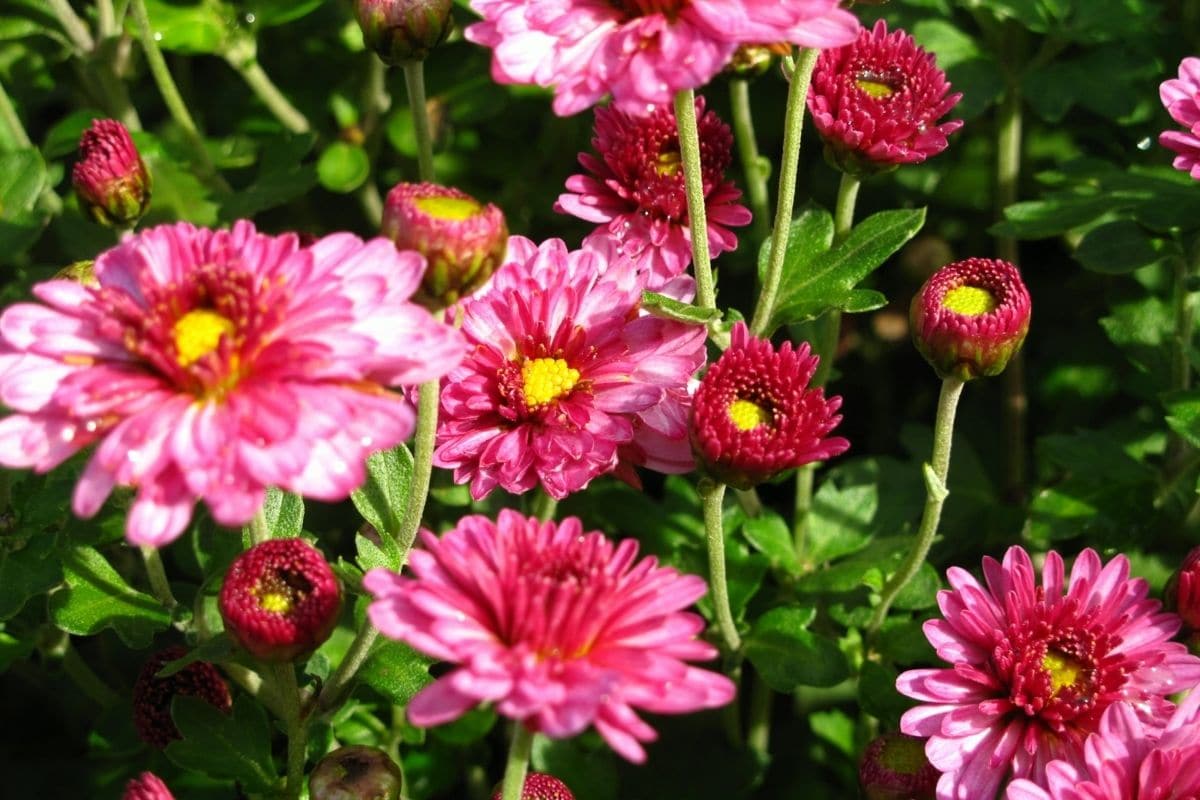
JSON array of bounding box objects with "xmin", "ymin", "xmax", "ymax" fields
[
  {"xmin": 219, "ymin": 538, "xmax": 342, "ymax": 662},
  {"xmin": 556, "ymin": 98, "xmax": 751, "ymax": 290},
  {"xmin": 132, "ymin": 646, "xmax": 232, "ymax": 747},
  {"xmin": 909, "ymin": 257, "xmax": 1031, "ymax": 381},
  {"xmin": 381, "ymin": 182, "xmax": 508, "ymax": 308},
  {"xmin": 490, "ymin": 773, "xmax": 575, "ymax": 800},
  {"xmin": 858, "ymin": 733, "xmax": 937, "ymax": 800},
  {"xmin": 123, "ymin": 772, "xmax": 175, "ymax": 800},
  {"xmin": 807, "ymin": 20, "xmax": 962, "ymax": 176},
  {"xmin": 72, "ymin": 118, "xmax": 151, "ymax": 228},
  {"xmin": 689, "ymin": 322, "xmax": 849, "ymax": 489}
]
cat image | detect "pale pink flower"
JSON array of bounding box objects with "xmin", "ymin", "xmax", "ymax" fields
[
  {"xmin": 556, "ymin": 98, "xmax": 751, "ymax": 290},
  {"xmin": 1160, "ymin": 57, "xmax": 1200, "ymax": 179},
  {"xmin": 0, "ymin": 221, "xmax": 464, "ymax": 546},
  {"xmin": 364, "ymin": 509, "xmax": 736, "ymax": 762},
  {"xmin": 433, "ymin": 236, "xmax": 706, "ymax": 500},
  {"xmin": 896, "ymin": 546, "xmax": 1200, "ymax": 800},
  {"xmin": 465, "ymin": 0, "xmax": 860, "ymax": 116},
  {"xmin": 1007, "ymin": 694, "xmax": 1200, "ymax": 800}
]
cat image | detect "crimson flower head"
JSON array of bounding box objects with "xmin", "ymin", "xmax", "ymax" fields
[
  {"xmin": 219, "ymin": 538, "xmax": 342, "ymax": 662},
  {"xmin": 382, "ymin": 182, "xmax": 508, "ymax": 308},
  {"xmin": 690, "ymin": 322, "xmax": 848, "ymax": 490},
  {"xmin": 858, "ymin": 733, "xmax": 937, "ymax": 800},
  {"xmin": 123, "ymin": 773, "xmax": 175, "ymax": 800},
  {"xmin": 807, "ymin": 20, "xmax": 963, "ymax": 176},
  {"xmin": 490, "ymin": 773, "xmax": 574, "ymax": 800},
  {"xmin": 72, "ymin": 119, "xmax": 151, "ymax": 228},
  {"xmin": 132, "ymin": 646, "xmax": 232, "ymax": 748},
  {"xmin": 910, "ymin": 257, "xmax": 1031, "ymax": 381},
  {"xmin": 556, "ymin": 98, "xmax": 751, "ymax": 289},
  {"xmin": 364, "ymin": 509, "xmax": 736, "ymax": 763}
]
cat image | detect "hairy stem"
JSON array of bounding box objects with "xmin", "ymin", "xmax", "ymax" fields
[
  {"xmin": 746, "ymin": 670, "xmax": 772, "ymax": 761},
  {"xmin": 531, "ymin": 490, "xmax": 558, "ymax": 522},
  {"xmin": 500, "ymin": 724, "xmax": 535, "ymax": 800},
  {"xmin": 398, "ymin": 380, "xmax": 439, "ymax": 553},
  {"xmin": 140, "ymin": 546, "xmax": 178, "ymax": 610},
  {"xmin": 275, "ymin": 663, "xmax": 308, "ymax": 800},
  {"xmin": 246, "ymin": 506, "xmax": 270, "ymax": 546},
  {"xmin": 62, "ymin": 642, "xmax": 120, "ymax": 707},
  {"xmin": 674, "ymin": 88, "xmax": 717, "ymax": 310},
  {"xmin": 729, "ymin": 78, "xmax": 771, "ymax": 242},
  {"xmin": 48, "ymin": 0, "xmax": 95, "ymax": 53},
  {"xmin": 403, "ymin": 61, "xmax": 436, "ymax": 182},
  {"xmin": 700, "ymin": 480, "xmax": 742, "ymax": 652},
  {"xmin": 224, "ymin": 40, "xmax": 310, "ymax": 134}
]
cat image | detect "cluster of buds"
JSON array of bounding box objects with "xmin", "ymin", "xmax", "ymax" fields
[{"xmin": 72, "ymin": 119, "xmax": 151, "ymax": 228}]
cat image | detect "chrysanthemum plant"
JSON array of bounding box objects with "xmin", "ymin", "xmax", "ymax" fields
[{"xmin": 1, "ymin": 1, "xmax": 1199, "ymax": 799}]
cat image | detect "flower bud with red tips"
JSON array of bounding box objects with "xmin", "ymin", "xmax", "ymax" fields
[
  {"xmin": 123, "ymin": 773, "xmax": 176, "ymax": 800},
  {"xmin": 132, "ymin": 646, "xmax": 232, "ymax": 748},
  {"xmin": 219, "ymin": 538, "xmax": 342, "ymax": 663},
  {"xmin": 72, "ymin": 119, "xmax": 151, "ymax": 228},
  {"xmin": 1166, "ymin": 545, "xmax": 1200, "ymax": 650},
  {"xmin": 310, "ymin": 746, "xmax": 404, "ymax": 800},
  {"xmin": 355, "ymin": 0, "xmax": 453, "ymax": 65},
  {"xmin": 382, "ymin": 182, "xmax": 508, "ymax": 309},
  {"xmin": 490, "ymin": 773, "xmax": 575, "ymax": 800},
  {"xmin": 910, "ymin": 257, "xmax": 1031, "ymax": 381},
  {"xmin": 859, "ymin": 733, "xmax": 938, "ymax": 800}
]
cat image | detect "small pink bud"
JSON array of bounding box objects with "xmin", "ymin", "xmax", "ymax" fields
[
  {"xmin": 310, "ymin": 745, "xmax": 403, "ymax": 800},
  {"xmin": 859, "ymin": 733, "xmax": 938, "ymax": 800},
  {"xmin": 1166, "ymin": 546, "xmax": 1200, "ymax": 650},
  {"xmin": 490, "ymin": 773, "xmax": 575, "ymax": 800},
  {"xmin": 219, "ymin": 538, "xmax": 342, "ymax": 663},
  {"xmin": 910, "ymin": 257, "xmax": 1031, "ymax": 380},
  {"xmin": 382, "ymin": 182, "xmax": 508, "ymax": 309},
  {"xmin": 355, "ymin": 0, "xmax": 453, "ymax": 65},
  {"xmin": 122, "ymin": 772, "xmax": 175, "ymax": 800},
  {"xmin": 71, "ymin": 119, "xmax": 151, "ymax": 228}
]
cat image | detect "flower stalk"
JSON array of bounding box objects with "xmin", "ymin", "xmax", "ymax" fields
[
  {"xmin": 700, "ymin": 479, "xmax": 742, "ymax": 653},
  {"xmin": 674, "ymin": 88, "xmax": 716, "ymax": 311},
  {"xmin": 500, "ymin": 725, "xmax": 535, "ymax": 800},
  {"xmin": 403, "ymin": 61, "xmax": 436, "ymax": 182},
  {"xmin": 729, "ymin": 78, "xmax": 771, "ymax": 242}
]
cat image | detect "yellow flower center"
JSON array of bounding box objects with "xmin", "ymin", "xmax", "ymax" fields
[
  {"xmin": 942, "ymin": 285, "xmax": 998, "ymax": 316},
  {"xmin": 257, "ymin": 590, "xmax": 293, "ymax": 615},
  {"xmin": 728, "ymin": 398, "xmax": 772, "ymax": 431},
  {"xmin": 522, "ymin": 358, "xmax": 580, "ymax": 408},
  {"xmin": 173, "ymin": 309, "xmax": 235, "ymax": 367},
  {"xmin": 855, "ymin": 76, "xmax": 896, "ymax": 99},
  {"xmin": 1042, "ymin": 649, "xmax": 1084, "ymax": 695},
  {"xmin": 656, "ymin": 150, "xmax": 682, "ymax": 177},
  {"xmin": 414, "ymin": 195, "xmax": 482, "ymax": 221}
]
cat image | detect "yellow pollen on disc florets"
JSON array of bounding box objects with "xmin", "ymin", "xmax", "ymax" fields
[
  {"xmin": 942, "ymin": 285, "xmax": 998, "ymax": 316},
  {"xmin": 414, "ymin": 195, "xmax": 483, "ymax": 221},
  {"xmin": 1042, "ymin": 649, "xmax": 1084, "ymax": 695},
  {"xmin": 522, "ymin": 357, "xmax": 581, "ymax": 408},
  {"xmin": 855, "ymin": 77, "xmax": 896, "ymax": 99},
  {"xmin": 728, "ymin": 398, "xmax": 772, "ymax": 431},
  {"xmin": 173, "ymin": 309, "xmax": 235, "ymax": 367},
  {"xmin": 255, "ymin": 589, "xmax": 293, "ymax": 615},
  {"xmin": 656, "ymin": 150, "xmax": 683, "ymax": 177}
]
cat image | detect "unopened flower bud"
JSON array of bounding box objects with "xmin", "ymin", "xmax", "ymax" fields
[
  {"xmin": 1166, "ymin": 546, "xmax": 1200, "ymax": 650},
  {"xmin": 219, "ymin": 538, "xmax": 342, "ymax": 663},
  {"xmin": 132, "ymin": 646, "xmax": 232, "ymax": 748},
  {"xmin": 54, "ymin": 260, "xmax": 98, "ymax": 286},
  {"xmin": 910, "ymin": 257, "xmax": 1031, "ymax": 381},
  {"xmin": 382, "ymin": 182, "xmax": 508, "ymax": 309},
  {"xmin": 72, "ymin": 119, "xmax": 151, "ymax": 228},
  {"xmin": 355, "ymin": 0, "xmax": 453, "ymax": 65},
  {"xmin": 490, "ymin": 773, "xmax": 575, "ymax": 800},
  {"xmin": 859, "ymin": 733, "xmax": 937, "ymax": 800},
  {"xmin": 310, "ymin": 745, "xmax": 403, "ymax": 800},
  {"xmin": 123, "ymin": 773, "xmax": 176, "ymax": 800},
  {"xmin": 724, "ymin": 44, "xmax": 790, "ymax": 79}
]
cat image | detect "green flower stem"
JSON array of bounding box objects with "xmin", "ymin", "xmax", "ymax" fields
[
  {"xmin": 674, "ymin": 88, "xmax": 717, "ymax": 311},
  {"xmin": 223, "ymin": 39, "xmax": 310, "ymax": 134},
  {"xmin": 274, "ymin": 663, "xmax": 308, "ymax": 800},
  {"xmin": 729, "ymin": 78, "xmax": 771, "ymax": 242},
  {"xmin": 1173, "ymin": 242, "xmax": 1198, "ymax": 394},
  {"xmin": 316, "ymin": 623, "xmax": 379, "ymax": 713},
  {"xmin": 403, "ymin": 61, "xmax": 436, "ymax": 183},
  {"xmin": 500, "ymin": 724, "xmax": 535, "ymax": 800},
  {"xmin": 97, "ymin": 0, "xmax": 117, "ymax": 39},
  {"xmin": 129, "ymin": 0, "xmax": 226, "ymax": 189},
  {"xmin": 867, "ymin": 377, "xmax": 965, "ymax": 635},
  {"xmin": 750, "ymin": 48, "xmax": 820, "ymax": 335},
  {"xmin": 746, "ymin": 670, "xmax": 772, "ymax": 760},
  {"xmin": 139, "ymin": 545, "xmax": 178, "ymax": 610},
  {"xmin": 62, "ymin": 641, "xmax": 120, "ymax": 708},
  {"xmin": 733, "ymin": 487, "xmax": 762, "ymax": 518},
  {"xmin": 398, "ymin": 380, "xmax": 439, "ymax": 553},
  {"xmin": 48, "ymin": 0, "xmax": 95, "ymax": 53},
  {"xmin": 700, "ymin": 479, "xmax": 742, "ymax": 653},
  {"xmin": 531, "ymin": 490, "xmax": 558, "ymax": 522},
  {"xmin": 246, "ymin": 506, "xmax": 270, "ymax": 546},
  {"xmin": 357, "ymin": 57, "xmax": 391, "ymax": 227},
  {"xmin": 223, "ymin": 662, "xmax": 290, "ymax": 720},
  {"xmin": 832, "ymin": 172, "xmax": 860, "ymax": 244},
  {"xmin": 995, "ymin": 85, "xmax": 1026, "ymax": 499},
  {"xmin": 0, "ymin": 78, "xmax": 32, "ymax": 148}
]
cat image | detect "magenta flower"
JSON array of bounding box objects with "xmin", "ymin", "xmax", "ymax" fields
[
  {"xmin": 556, "ymin": 98, "xmax": 751, "ymax": 290},
  {"xmin": 1160, "ymin": 57, "xmax": 1200, "ymax": 179},
  {"xmin": 896, "ymin": 547, "xmax": 1200, "ymax": 800},
  {"xmin": 808, "ymin": 20, "xmax": 963, "ymax": 176},
  {"xmin": 0, "ymin": 221, "xmax": 464, "ymax": 546},
  {"xmin": 72, "ymin": 118, "xmax": 151, "ymax": 228},
  {"xmin": 465, "ymin": 0, "xmax": 860, "ymax": 116},
  {"xmin": 689, "ymin": 322, "xmax": 848, "ymax": 490},
  {"xmin": 1006, "ymin": 694, "xmax": 1200, "ymax": 800},
  {"xmin": 433, "ymin": 236, "xmax": 706, "ymax": 500},
  {"xmin": 364, "ymin": 509, "xmax": 736, "ymax": 762},
  {"xmin": 123, "ymin": 773, "xmax": 175, "ymax": 800},
  {"xmin": 1167, "ymin": 546, "xmax": 1200, "ymax": 647}
]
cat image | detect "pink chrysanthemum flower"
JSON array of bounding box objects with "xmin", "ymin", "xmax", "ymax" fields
[
  {"xmin": 807, "ymin": 20, "xmax": 963, "ymax": 176},
  {"xmin": 1007, "ymin": 694, "xmax": 1200, "ymax": 800},
  {"xmin": 896, "ymin": 546, "xmax": 1200, "ymax": 800},
  {"xmin": 364, "ymin": 509, "xmax": 736, "ymax": 762},
  {"xmin": 0, "ymin": 221, "xmax": 463, "ymax": 546},
  {"xmin": 123, "ymin": 772, "xmax": 175, "ymax": 800},
  {"xmin": 433, "ymin": 236, "xmax": 706, "ymax": 500},
  {"xmin": 465, "ymin": 0, "xmax": 860, "ymax": 116},
  {"xmin": 1160, "ymin": 57, "xmax": 1200, "ymax": 180},
  {"xmin": 556, "ymin": 98, "xmax": 751, "ymax": 290},
  {"xmin": 689, "ymin": 322, "xmax": 848, "ymax": 490},
  {"xmin": 72, "ymin": 118, "xmax": 152, "ymax": 228}
]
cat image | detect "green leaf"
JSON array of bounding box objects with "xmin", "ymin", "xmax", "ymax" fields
[
  {"xmin": 0, "ymin": 148, "xmax": 47, "ymax": 255},
  {"xmin": 741, "ymin": 512, "xmax": 801, "ymax": 576},
  {"xmin": 892, "ymin": 562, "xmax": 942, "ymax": 611},
  {"xmin": 351, "ymin": 444, "xmax": 414, "ymax": 539},
  {"xmin": 261, "ymin": 488, "xmax": 305, "ymax": 538},
  {"xmin": 532, "ymin": 737, "xmax": 619, "ymax": 800},
  {"xmin": 1100, "ymin": 296, "xmax": 1175, "ymax": 387},
  {"xmin": 244, "ymin": 0, "xmax": 324, "ymax": 26},
  {"xmin": 641, "ymin": 291, "xmax": 719, "ymax": 325},
  {"xmin": 219, "ymin": 133, "xmax": 318, "ymax": 221},
  {"xmin": 910, "ymin": 20, "xmax": 1004, "ymax": 118},
  {"xmin": 155, "ymin": 634, "xmax": 238, "ymax": 678},
  {"xmin": 0, "ymin": 630, "xmax": 33, "ymax": 674},
  {"xmin": 359, "ymin": 639, "xmax": 435, "ymax": 706},
  {"xmin": 805, "ymin": 481, "xmax": 878, "ymax": 565},
  {"xmin": 0, "ymin": 533, "xmax": 62, "ymax": 621},
  {"xmin": 47, "ymin": 546, "xmax": 170, "ymax": 648},
  {"xmin": 858, "ymin": 661, "xmax": 912, "ymax": 727},
  {"xmin": 743, "ymin": 606, "xmax": 849, "ymax": 691},
  {"xmin": 355, "ymin": 531, "xmax": 402, "ymax": 573},
  {"xmin": 771, "ymin": 208, "xmax": 925, "ymax": 329},
  {"xmin": 1073, "ymin": 220, "xmax": 1163, "ymax": 274},
  {"xmin": 757, "ymin": 204, "xmax": 833, "ymax": 286},
  {"xmin": 134, "ymin": 0, "xmax": 230, "ymax": 54},
  {"xmin": 165, "ymin": 695, "xmax": 276, "ymax": 792},
  {"xmin": 1165, "ymin": 390, "xmax": 1200, "ymax": 449},
  {"xmin": 317, "ymin": 142, "xmax": 371, "ymax": 194}
]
